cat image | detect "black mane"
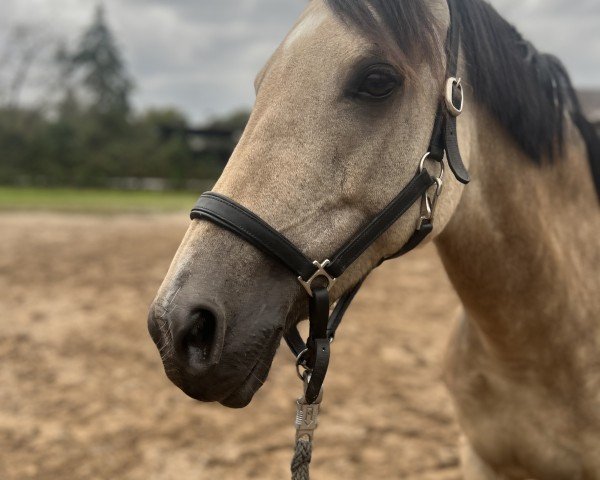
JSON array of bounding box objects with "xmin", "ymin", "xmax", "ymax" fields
[{"xmin": 325, "ymin": 0, "xmax": 600, "ymax": 192}]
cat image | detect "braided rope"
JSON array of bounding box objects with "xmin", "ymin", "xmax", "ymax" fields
[{"xmin": 291, "ymin": 438, "xmax": 312, "ymax": 480}]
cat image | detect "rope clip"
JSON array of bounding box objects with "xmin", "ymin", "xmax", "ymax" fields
[{"xmin": 294, "ymin": 372, "xmax": 324, "ymax": 442}]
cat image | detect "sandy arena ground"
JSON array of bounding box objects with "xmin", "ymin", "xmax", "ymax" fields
[{"xmin": 0, "ymin": 212, "xmax": 464, "ymax": 479}]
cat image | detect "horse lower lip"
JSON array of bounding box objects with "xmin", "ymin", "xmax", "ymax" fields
[
  {"xmin": 173, "ymin": 351, "xmax": 266, "ymax": 406},
  {"xmin": 220, "ymin": 354, "xmax": 268, "ymax": 408}
]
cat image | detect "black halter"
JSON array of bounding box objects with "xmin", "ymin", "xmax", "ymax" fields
[{"xmin": 190, "ymin": 0, "xmax": 469, "ymax": 404}]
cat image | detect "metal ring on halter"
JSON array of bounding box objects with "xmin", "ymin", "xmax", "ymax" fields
[
  {"xmin": 295, "ymin": 348, "xmax": 310, "ymax": 380},
  {"xmin": 419, "ymin": 152, "xmax": 445, "ymax": 182}
]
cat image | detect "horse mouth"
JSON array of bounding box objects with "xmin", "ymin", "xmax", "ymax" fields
[
  {"xmin": 220, "ymin": 355, "xmax": 270, "ymax": 408},
  {"xmin": 220, "ymin": 327, "xmax": 284, "ymax": 408},
  {"xmin": 172, "ymin": 327, "xmax": 282, "ymax": 408},
  {"xmin": 171, "ymin": 352, "xmax": 270, "ymax": 407}
]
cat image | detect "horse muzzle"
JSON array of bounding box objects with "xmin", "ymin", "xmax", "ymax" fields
[{"xmin": 147, "ymin": 274, "xmax": 287, "ymax": 407}]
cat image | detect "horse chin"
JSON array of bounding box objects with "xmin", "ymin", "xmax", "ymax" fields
[
  {"xmin": 220, "ymin": 352, "xmax": 274, "ymax": 408},
  {"xmin": 173, "ymin": 365, "xmax": 264, "ymax": 409},
  {"xmin": 220, "ymin": 377, "xmax": 261, "ymax": 408}
]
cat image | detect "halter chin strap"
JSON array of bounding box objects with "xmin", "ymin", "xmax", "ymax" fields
[{"xmin": 190, "ymin": 1, "xmax": 468, "ymax": 405}]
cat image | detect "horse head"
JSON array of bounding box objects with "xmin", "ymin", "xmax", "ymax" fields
[{"xmin": 147, "ymin": 0, "xmax": 471, "ymax": 407}]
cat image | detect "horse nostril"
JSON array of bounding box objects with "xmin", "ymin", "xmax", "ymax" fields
[
  {"xmin": 186, "ymin": 310, "xmax": 216, "ymax": 360},
  {"xmin": 164, "ymin": 301, "xmax": 226, "ymax": 376},
  {"xmin": 177, "ymin": 308, "xmax": 219, "ymax": 373}
]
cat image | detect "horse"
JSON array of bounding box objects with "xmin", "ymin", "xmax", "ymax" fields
[{"xmin": 147, "ymin": 0, "xmax": 600, "ymax": 477}]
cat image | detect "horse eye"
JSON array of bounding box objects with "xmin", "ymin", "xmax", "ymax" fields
[{"xmin": 356, "ymin": 68, "xmax": 399, "ymax": 100}]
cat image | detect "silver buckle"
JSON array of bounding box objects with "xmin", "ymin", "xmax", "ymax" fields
[
  {"xmin": 445, "ymin": 77, "xmax": 464, "ymax": 117},
  {"xmin": 297, "ymin": 260, "xmax": 337, "ymax": 297}
]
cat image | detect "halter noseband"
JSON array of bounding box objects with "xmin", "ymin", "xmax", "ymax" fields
[{"xmin": 190, "ymin": 0, "xmax": 469, "ymax": 405}]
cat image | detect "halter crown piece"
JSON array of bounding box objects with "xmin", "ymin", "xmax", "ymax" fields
[{"xmin": 190, "ymin": 1, "xmax": 468, "ymax": 477}]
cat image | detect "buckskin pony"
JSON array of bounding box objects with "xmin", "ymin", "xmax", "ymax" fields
[{"xmin": 148, "ymin": 0, "xmax": 600, "ymax": 478}]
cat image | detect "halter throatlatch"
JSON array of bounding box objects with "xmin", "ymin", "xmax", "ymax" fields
[{"xmin": 190, "ymin": 1, "xmax": 467, "ymax": 478}]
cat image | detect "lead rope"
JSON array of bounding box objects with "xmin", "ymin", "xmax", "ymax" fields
[
  {"xmin": 291, "ymin": 439, "xmax": 312, "ymax": 480},
  {"xmin": 291, "ymin": 372, "xmax": 323, "ymax": 480}
]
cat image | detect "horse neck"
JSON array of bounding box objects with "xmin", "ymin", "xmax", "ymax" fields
[{"xmin": 435, "ymin": 104, "xmax": 600, "ymax": 359}]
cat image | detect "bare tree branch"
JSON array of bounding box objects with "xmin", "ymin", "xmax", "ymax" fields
[{"xmin": 0, "ymin": 24, "xmax": 60, "ymax": 109}]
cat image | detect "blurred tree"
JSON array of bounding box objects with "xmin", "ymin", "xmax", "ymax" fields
[
  {"xmin": 0, "ymin": 5, "xmax": 246, "ymax": 190},
  {"xmin": 64, "ymin": 4, "xmax": 133, "ymax": 118}
]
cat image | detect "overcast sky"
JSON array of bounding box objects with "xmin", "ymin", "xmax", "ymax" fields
[{"xmin": 1, "ymin": 0, "xmax": 598, "ymax": 123}]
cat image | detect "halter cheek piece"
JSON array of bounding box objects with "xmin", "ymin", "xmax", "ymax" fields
[{"xmin": 190, "ymin": 0, "xmax": 469, "ymax": 405}]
